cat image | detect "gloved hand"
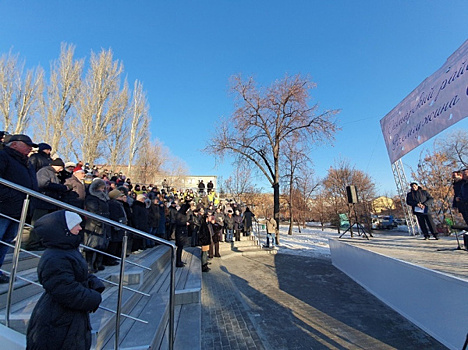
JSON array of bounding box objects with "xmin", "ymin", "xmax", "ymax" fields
[{"xmin": 88, "ymin": 275, "xmax": 105, "ymax": 293}]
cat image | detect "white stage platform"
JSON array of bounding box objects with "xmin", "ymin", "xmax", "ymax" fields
[{"xmin": 330, "ymin": 234, "xmax": 468, "ymax": 350}]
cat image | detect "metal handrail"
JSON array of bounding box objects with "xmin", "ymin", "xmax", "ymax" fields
[
  {"xmin": 0, "ymin": 240, "xmax": 150, "ymax": 297},
  {"xmin": 0, "ymin": 177, "xmax": 176, "ymax": 350},
  {"xmin": 0, "ymin": 213, "xmax": 151, "ymax": 270}
]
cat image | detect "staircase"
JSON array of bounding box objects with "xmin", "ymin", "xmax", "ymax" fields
[{"xmin": 0, "ymin": 245, "xmax": 202, "ymax": 350}]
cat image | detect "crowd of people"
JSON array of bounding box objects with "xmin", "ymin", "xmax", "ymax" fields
[
  {"xmin": 0, "ymin": 132, "xmax": 259, "ymax": 278},
  {"xmin": 0, "ymin": 131, "xmax": 261, "ymax": 348}
]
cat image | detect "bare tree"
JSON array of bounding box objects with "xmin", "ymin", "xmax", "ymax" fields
[
  {"xmin": 0, "ymin": 51, "xmax": 44, "ymax": 133},
  {"xmin": 74, "ymin": 48, "xmax": 124, "ymax": 164},
  {"xmin": 293, "ymin": 167, "xmax": 320, "ymax": 232},
  {"xmin": 0, "ymin": 51, "xmax": 20, "ymax": 131},
  {"xmin": 435, "ymin": 130, "xmax": 468, "ymax": 169},
  {"xmin": 14, "ymin": 66, "xmax": 44, "ymax": 134},
  {"xmin": 223, "ymin": 161, "xmax": 258, "ymax": 203},
  {"xmin": 37, "ymin": 43, "xmax": 83, "ymax": 153},
  {"xmin": 127, "ymin": 80, "xmax": 150, "ymax": 177},
  {"xmin": 206, "ymin": 74, "xmax": 339, "ymax": 243},
  {"xmin": 322, "ymin": 159, "xmax": 376, "ymax": 232},
  {"xmin": 280, "ymin": 138, "xmax": 313, "ymax": 235},
  {"xmin": 309, "ymin": 187, "xmax": 334, "ymax": 231},
  {"xmin": 104, "ymin": 81, "xmax": 129, "ymax": 170}
]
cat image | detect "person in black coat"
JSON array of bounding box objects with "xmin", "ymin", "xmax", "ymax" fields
[
  {"xmin": 0, "ymin": 134, "xmax": 38, "ymax": 283},
  {"xmin": 28, "ymin": 142, "xmax": 52, "ymax": 172},
  {"xmin": 168, "ymin": 201, "xmax": 178, "ymax": 240},
  {"xmin": 147, "ymin": 197, "xmax": 160, "ymax": 247},
  {"xmin": 406, "ymin": 182, "xmax": 438, "ymax": 240},
  {"xmin": 27, "ymin": 158, "xmax": 70, "ymax": 251},
  {"xmin": 84, "ymin": 179, "xmax": 111, "ymax": 273},
  {"xmin": 26, "ymin": 210, "xmax": 104, "ymax": 350},
  {"xmin": 105, "ymin": 189, "xmax": 128, "ymax": 266},
  {"xmin": 175, "ymin": 197, "xmax": 193, "ymax": 267},
  {"xmin": 233, "ymin": 209, "xmax": 243, "ymax": 241},
  {"xmin": 131, "ymin": 194, "xmax": 150, "ymax": 252},
  {"xmin": 198, "ymin": 213, "xmax": 213, "ymax": 272},
  {"xmin": 242, "ymin": 207, "xmax": 255, "ymax": 236}
]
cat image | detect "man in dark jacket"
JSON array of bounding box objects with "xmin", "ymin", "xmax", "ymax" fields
[
  {"xmin": 0, "ymin": 134, "xmax": 38, "ymax": 283},
  {"xmin": 105, "ymin": 189, "xmax": 128, "ymax": 266},
  {"xmin": 175, "ymin": 196, "xmax": 193, "ymax": 267},
  {"xmin": 27, "ymin": 158, "xmax": 70, "ymax": 251},
  {"xmin": 406, "ymin": 182, "xmax": 438, "ymax": 240},
  {"xmin": 131, "ymin": 193, "xmax": 150, "ymax": 252},
  {"xmin": 28, "ymin": 142, "xmax": 52, "ymax": 172},
  {"xmin": 168, "ymin": 201, "xmax": 178, "ymax": 240}
]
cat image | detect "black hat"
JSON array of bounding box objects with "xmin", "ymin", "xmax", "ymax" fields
[
  {"xmin": 38, "ymin": 143, "xmax": 52, "ymax": 152},
  {"xmin": 51, "ymin": 158, "xmax": 65, "ymax": 167},
  {"xmin": 9, "ymin": 134, "xmax": 38, "ymax": 147}
]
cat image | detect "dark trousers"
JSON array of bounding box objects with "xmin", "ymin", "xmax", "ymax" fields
[
  {"xmin": 104, "ymin": 241, "xmax": 122, "ymax": 264},
  {"xmin": 209, "ymin": 242, "xmax": 219, "ymax": 258},
  {"xmin": 416, "ymin": 213, "xmax": 437, "ymax": 237}
]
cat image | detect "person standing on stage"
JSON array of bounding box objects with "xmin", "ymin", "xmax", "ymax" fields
[{"xmin": 406, "ymin": 182, "xmax": 438, "ymax": 240}]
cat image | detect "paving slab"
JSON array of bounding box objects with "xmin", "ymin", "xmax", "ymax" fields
[{"xmin": 201, "ymin": 240, "xmax": 447, "ymax": 349}]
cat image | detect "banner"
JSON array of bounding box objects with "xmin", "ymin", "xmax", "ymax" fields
[{"xmin": 380, "ymin": 39, "xmax": 468, "ymax": 164}]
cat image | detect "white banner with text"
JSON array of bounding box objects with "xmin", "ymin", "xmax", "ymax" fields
[{"xmin": 380, "ymin": 39, "xmax": 468, "ymax": 164}]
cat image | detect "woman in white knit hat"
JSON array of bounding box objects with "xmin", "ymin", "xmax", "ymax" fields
[{"xmin": 27, "ymin": 210, "xmax": 104, "ymax": 350}]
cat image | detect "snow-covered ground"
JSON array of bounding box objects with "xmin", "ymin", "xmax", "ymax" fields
[
  {"xmin": 256, "ymin": 222, "xmax": 337, "ymax": 259},
  {"xmin": 256, "ymin": 222, "xmax": 409, "ymax": 259}
]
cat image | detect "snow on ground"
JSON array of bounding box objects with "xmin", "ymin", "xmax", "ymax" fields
[
  {"xmin": 256, "ymin": 222, "xmax": 338, "ymax": 259},
  {"xmin": 256, "ymin": 222, "xmax": 410, "ymax": 259}
]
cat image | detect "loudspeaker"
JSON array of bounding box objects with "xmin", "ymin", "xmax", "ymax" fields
[{"xmin": 346, "ymin": 185, "xmax": 358, "ymax": 204}]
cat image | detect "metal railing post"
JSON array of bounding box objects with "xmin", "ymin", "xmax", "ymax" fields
[
  {"xmin": 114, "ymin": 233, "xmax": 128, "ymax": 349},
  {"xmin": 169, "ymin": 245, "xmax": 176, "ymax": 350},
  {"xmin": 5, "ymin": 194, "xmax": 30, "ymax": 327},
  {"xmin": 0, "ymin": 178, "xmax": 177, "ymax": 347}
]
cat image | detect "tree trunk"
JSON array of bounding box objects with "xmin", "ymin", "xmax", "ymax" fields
[{"xmin": 273, "ymin": 182, "xmax": 280, "ymax": 245}]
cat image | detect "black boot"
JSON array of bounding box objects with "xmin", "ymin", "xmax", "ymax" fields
[
  {"xmin": 176, "ymin": 245, "xmax": 184, "ymax": 267},
  {"xmin": 95, "ymin": 254, "xmax": 105, "ymax": 271},
  {"xmin": 86, "ymin": 251, "xmax": 97, "ymax": 273},
  {"xmin": 202, "ymin": 264, "xmax": 210, "ymax": 272}
]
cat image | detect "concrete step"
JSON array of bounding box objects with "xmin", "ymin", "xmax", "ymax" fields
[
  {"xmin": 96, "ymin": 247, "xmax": 201, "ymax": 350},
  {"xmin": 0, "ymin": 244, "xmax": 202, "ymax": 350},
  {"xmin": 92, "ymin": 246, "xmax": 172, "ymax": 349}
]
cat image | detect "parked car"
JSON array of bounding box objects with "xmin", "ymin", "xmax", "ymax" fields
[
  {"xmin": 378, "ymin": 215, "xmax": 398, "ymax": 229},
  {"xmin": 394, "ymin": 218, "xmax": 406, "ymax": 225}
]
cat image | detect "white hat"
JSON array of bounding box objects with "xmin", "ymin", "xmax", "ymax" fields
[
  {"xmin": 65, "ymin": 162, "xmax": 76, "ymax": 168},
  {"xmin": 64, "ymin": 211, "xmax": 82, "ymax": 231}
]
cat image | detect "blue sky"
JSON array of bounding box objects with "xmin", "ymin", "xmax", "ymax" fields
[{"xmin": 1, "ymin": 1, "xmax": 467, "ymax": 194}]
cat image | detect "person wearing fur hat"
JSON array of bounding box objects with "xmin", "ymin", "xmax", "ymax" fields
[
  {"xmin": 84, "ymin": 179, "xmax": 111, "ymax": 273},
  {"xmin": 26, "ymin": 210, "xmax": 104, "ymax": 350},
  {"xmin": 29, "ymin": 142, "xmax": 52, "ymax": 172}
]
